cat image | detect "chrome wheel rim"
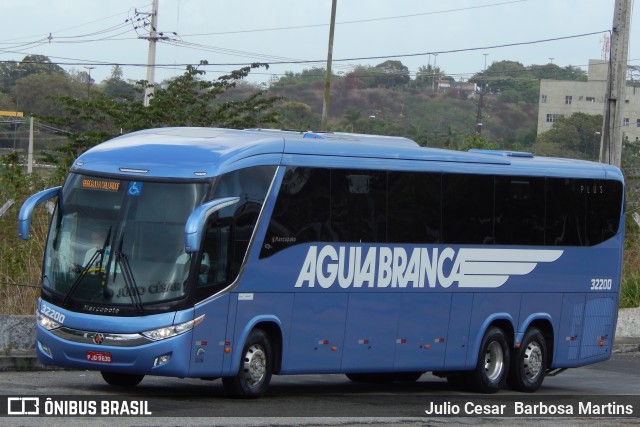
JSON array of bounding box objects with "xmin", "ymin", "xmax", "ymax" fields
[
  {"xmin": 243, "ymin": 344, "xmax": 266, "ymax": 387},
  {"xmin": 523, "ymin": 341, "xmax": 543, "ymax": 380},
  {"xmin": 484, "ymin": 341, "xmax": 504, "ymax": 382}
]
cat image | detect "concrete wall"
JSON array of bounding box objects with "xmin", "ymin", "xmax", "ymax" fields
[{"xmin": 0, "ymin": 315, "xmax": 36, "ymax": 351}]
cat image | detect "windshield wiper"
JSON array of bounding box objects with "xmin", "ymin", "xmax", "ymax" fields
[
  {"xmin": 62, "ymin": 227, "xmax": 111, "ymax": 307},
  {"xmin": 114, "ymin": 237, "xmax": 144, "ymax": 314}
]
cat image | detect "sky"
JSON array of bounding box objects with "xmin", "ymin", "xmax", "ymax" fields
[{"xmin": 0, "ymin": 0, "xmax": 637, "ymax": 86}]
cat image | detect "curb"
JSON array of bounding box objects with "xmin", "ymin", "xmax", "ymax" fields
[{"xmin": 0, "ymin": 353, "xmax": 43, "ymax": 372}]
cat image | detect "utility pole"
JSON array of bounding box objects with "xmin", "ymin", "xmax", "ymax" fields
[
  {"xmin": 27, "ymin": 116, "xmax": 34, "ymax": 174},
  {"xmin": 600, "ymin": 0, "xmax": 631, "ymax": 167},
  {"xmin": 321, "ymin": 0, "xmax": 338, "ymax": 131},
  {"xmin": 475, "ymin": 88, "xmax": 485, "ymax": 134},
  {"xmin": 431, "ymin": 53, "xmax": 438, "ymax": 92},
  {"xmin": 144, "ymin": 0, "xmax": 159, "ymax": 107},
  {"xmin": 84, "ymin": 66, "xmax": 95, "ymax": 97}
]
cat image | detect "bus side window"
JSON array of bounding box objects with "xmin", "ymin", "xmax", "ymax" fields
[
  {"xmin": 196, "ymin": 221, "xmax": 231, "ymax": 298},
  {"xmin": 546, "ymin": 178, "xmax": 585, "ymax": 246},
  {"xmin": 387, "ymin": 171, "xmax": 441, "ymax": 244},
  {"xmin": 586, "ymin": 179, "xmax": 623, "ymax": 245},
  {"xmin": 330, "ymin": 169, "xmax": 386, "ymax": 243},
  {"xmin": 442, "ymin": 173, "xmax": 494, "ymax": 244},
  {"xmin": 494, "ymin": 176, "xmax": 545, "ymax": 245},
  {"xmin": 260, "ymin": 167, "xmax": 330, "ymax": 258}
]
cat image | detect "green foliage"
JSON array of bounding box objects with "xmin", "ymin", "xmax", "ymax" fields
[
  {"xmin": 470, "ymin": 61, "xmax": 587, "ymax": 105},
  {"xmin": 535, "ymin": 113, "xmax": 602, "ymax": 160},
  {"xmin": 14, "ymin": 73, "xmax": 85, "ymax": 116},
  {"xmin": 415, "ymin": 64, "xmax": 443, "ymax": 89},
  {"xmin": 460, "ymin": 133, "xmax": 498, "ymax": 151},
  {"xmin": 0, "ymin": 152, "xmax": 50, "ymax": 314},
  {"xmin": 1, "ymin": 55, "xmax": 66, "ymax": 94},
  {"xmin": 43, "ymin": 62, "xmax": 282, "ymax": 177},
  {"xmin": 621, "ymin": 274, "xmax": 640, "ymax": 308},
  {"xmin": 622, "ymin": 213, "xmax": 640, "ymax": 307},
  {"xmin": 270, "ymin": 67, "xmax": 332, "ymax": 90},
  {"xmin": 277, "ymin": 101, "xmax": 316, "ymax": 130}
]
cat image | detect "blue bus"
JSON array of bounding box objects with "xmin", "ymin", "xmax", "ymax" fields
[{"xmin": 19, "ymin": 128, "xmax": 625, "ymax": 397}]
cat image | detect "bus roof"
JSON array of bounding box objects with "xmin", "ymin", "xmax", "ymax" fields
[{"xmin": 71, "ymin": 127, "xmax": 622, "ymax": 181}]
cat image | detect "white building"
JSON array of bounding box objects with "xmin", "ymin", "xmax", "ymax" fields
[{"xmin": 537, "ymin": 59, "xmax": 640, "ymax": 143}]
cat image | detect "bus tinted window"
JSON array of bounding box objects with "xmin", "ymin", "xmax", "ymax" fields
[
  {"xmin": 546, "ymin": 178, "xmax": 586, "ymax": 246},
  {"xmin": 330, "ymin": 169, "xmax": 386, "ymax": 243},
  {"xmin": 388, "ymin": 171, "xmax": 441, "ymax": 244},
  {"xmin": 442, "ymin": 173, "xmax": 494, "ymax": 244},
  {"xmin": 260, "ymin": 167, "xmax": 330, "ymax": 257},
  {"xmin": 494, "ymin": 176, "xmax": 546, "ymax": 245},
  {"xmin": 262, "ymin": 168, "xmax": 623, "ymax": 258},
  {"xmin": 203, "ymin": 166, "xmax": 276, "ymax": 289},
  {"xmin": 586, "ymin": 179, "xmax": 623, "ymax": 245}
]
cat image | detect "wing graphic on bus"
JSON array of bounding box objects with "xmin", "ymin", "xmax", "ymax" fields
[{"xmin": 456, "ymin": 248, "xmax": 563, "ymax": 288}]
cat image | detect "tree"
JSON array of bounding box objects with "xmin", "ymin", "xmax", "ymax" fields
[
  {"xmin": 13, "ymin": 73, "xmax": 85, "ymax": 116},
  {"xmin": 460, "ymin": 132, "xmax": 498, "ymax": 151},
  {"xmin": 0, "ymin": 92, "xmax": 13, "ymax": 109},
  {"xmin": 535, "ymin": 113, "xmax": 603, "ymax": 160},
  {"xmin": 1, "ymin": 55, "xmax": 66, "ymax": 95},
  {"xmin": 415, "ymin": 64, "xmax": 443, "ymax": 89},
  {"xmin": 371, "ymin": 60, "xmax": 410, "ymax": 88},
  {"xmin": 101, "ymin": 66, "xmax": 138, "ymax": 101},
  {"xmin": 44, "ymin": 62, "xmax": 282, "ymax": 179},
  {"xmin": 270, "ymin": 67, "xmax": 334, "ymax": 89},
  {"xmin": 19, "ymin": 55, "xmax": 65, "ymax": 78},
  {"xmin": 276, "ymin": 101, "xmax": 314, "ymax": 130},
  {"xmin": 110, "ymin": 65, "xmax": 124, "ymax": 81}
]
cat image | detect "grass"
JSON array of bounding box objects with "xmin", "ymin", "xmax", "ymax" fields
[{"xmin": 620, "ymin": 273, "xmax": 640, "ymax": 308}]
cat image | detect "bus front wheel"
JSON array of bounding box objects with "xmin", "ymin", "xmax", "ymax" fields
[
  {"xmin": 100, "ymin": 371, "xmax": 144, "ymax": 387},
  {"xmin": 469, "ymin": 326, "xmax": 510, "ymax": 393},
  {"xmin": 507, "ymin": 327, "xmax": 547, "ymax": 392},
  {"xmin": 222, "ymin": 328, "xmax": 273, "ymax": 398}
]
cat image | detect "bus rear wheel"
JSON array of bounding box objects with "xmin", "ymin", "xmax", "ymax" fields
[
  {"xmin": 100, "ymin": 371, "xmax": 144, "ymax": 387},
  {"xmin": 222, "ymin": 329, "xmax": 273, "ymax": 398},
  {"xmin": 507, "ymin": 327, "xmax": 547, "ymax": 392},
  {"xmin": 469, "ymin": 326, "xmax": 510, "ymax": 393}
]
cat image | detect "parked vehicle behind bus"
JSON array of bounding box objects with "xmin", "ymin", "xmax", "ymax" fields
[{"xmin": 19, "ymin": 128, "xmax": 625, "ymax": 397}]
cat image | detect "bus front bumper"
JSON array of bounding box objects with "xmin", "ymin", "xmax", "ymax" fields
[{"xmin": 36, "ymin": 323, "xmax": 193, "ymax": 377}]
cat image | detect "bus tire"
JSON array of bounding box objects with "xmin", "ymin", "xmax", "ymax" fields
[
  {"xmin": 507, "ymin": 327, "xmax": 547, "ymax": 392},
  {"xmin": 100, "ymin": 371, "xmax": 144, "ymax": 387},
  {"xmin": 222, "ymin": 329, "xmax": 272, "ymax": 398},
  {"xmin": 469, "ymin": 326, "xmax": 510, "ymax": 393}
]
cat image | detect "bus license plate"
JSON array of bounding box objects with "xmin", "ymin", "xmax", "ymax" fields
[{"xmin": 86, "ymin": 351, "xmax": 112, "ymax": 363}]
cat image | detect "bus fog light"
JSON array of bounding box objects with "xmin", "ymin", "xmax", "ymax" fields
[
  {"xmin": 153, "ymin": 352, "xmax": 172, "ymax": 367},
  {"xmin": 39, "ymin": 341, "xmax": 53, "ymax": 358}
]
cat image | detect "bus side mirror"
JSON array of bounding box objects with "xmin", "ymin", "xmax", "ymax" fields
[
  {"xmin": 18, "ymin": 186, "xmax": 62, "ymax": 240},
  {"xmin": 184, "ymin": 197, "xmax": 239, "ymax": 253}
]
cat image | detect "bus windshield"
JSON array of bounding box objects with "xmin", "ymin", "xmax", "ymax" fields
[{"xmin": 43, "ymin": 174, "xmax": 209, "ymax": 310}]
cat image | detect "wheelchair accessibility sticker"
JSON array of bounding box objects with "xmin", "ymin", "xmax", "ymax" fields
[{"xmin": 128, "ymin": 181, "xmax": 142, "ymax": 197}]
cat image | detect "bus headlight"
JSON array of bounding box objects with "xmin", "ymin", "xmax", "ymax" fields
[
  {"xmin": 141, "ymin": 314, "xmax": 205, "ymax": 341},
  {"xmin": 37, "ymin": 311, "xmax": 61, "ymax": 331}
]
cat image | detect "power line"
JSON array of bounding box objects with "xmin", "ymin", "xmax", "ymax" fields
[
  {"xmin": 180, "ymin": 0, "xmax": 530, "ymax": 37},
  {"xmin": 0, "ymin": 30, "xmax": 609, "ymax": 69},
  {"xmin": 1, "ymin": 5, "xmax": 151, "ymax": 43}
]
